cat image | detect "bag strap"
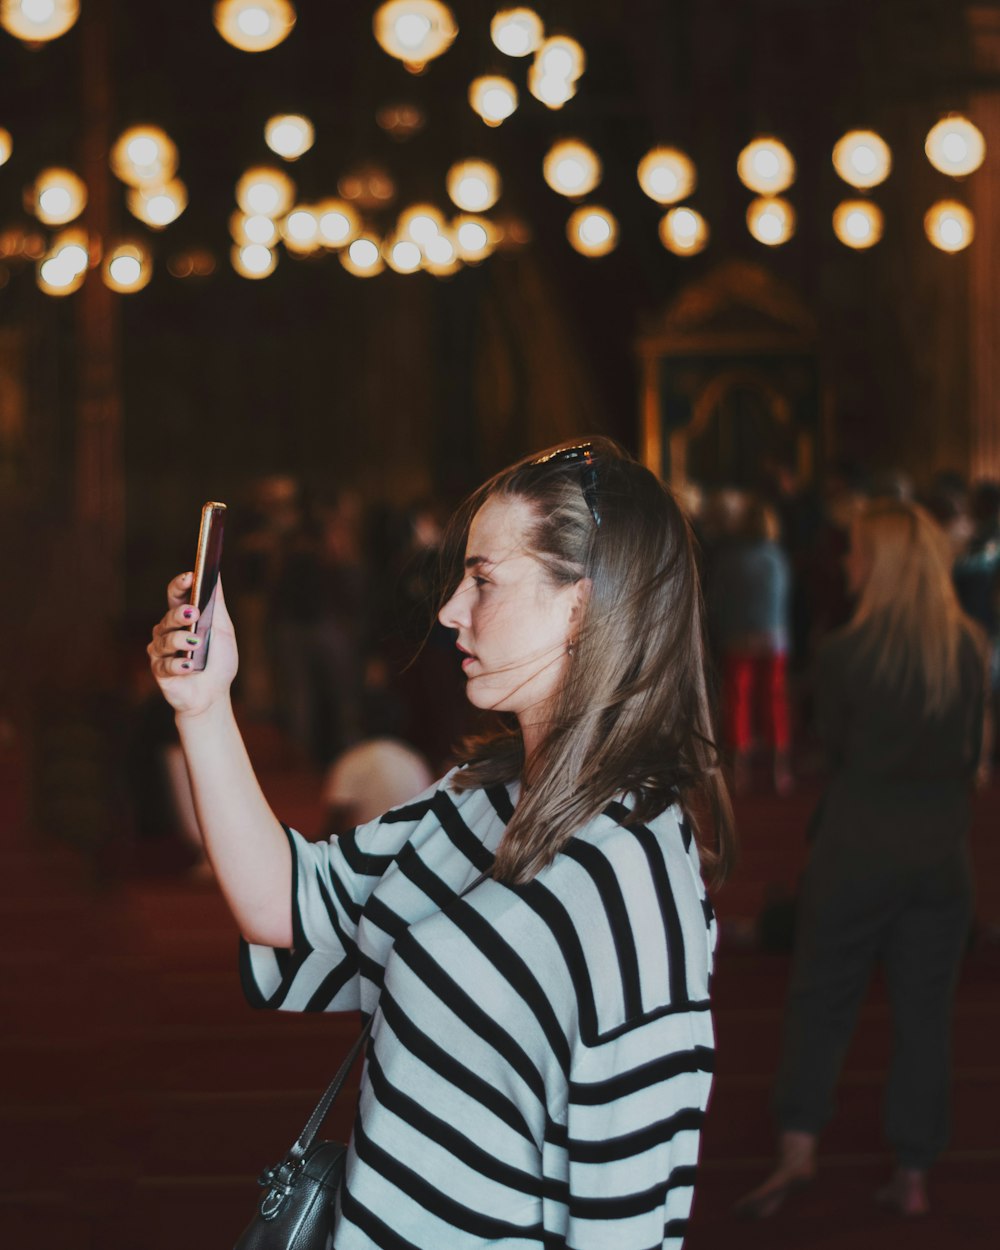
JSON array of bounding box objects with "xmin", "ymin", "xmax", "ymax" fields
[{"xmin": 282, "ymin": 870, "xmax": 489, "ymax": 1168}]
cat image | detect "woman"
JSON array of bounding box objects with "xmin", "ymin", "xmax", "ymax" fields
[
  {"xmin": 706, "ymin": 497, "xmax": 793, "ymax": 794},
  {"xmin": 148, "ymin": 437, "xmax": 735, "ymax": 1249},
  {"xmin": 738, "ymin": 500, "xmax": 987, "ymax": 1219}
]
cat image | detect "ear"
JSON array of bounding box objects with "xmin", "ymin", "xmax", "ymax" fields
[{"xmin": 567, "ymin": 576, "xmax": 592, "ymax": 629}]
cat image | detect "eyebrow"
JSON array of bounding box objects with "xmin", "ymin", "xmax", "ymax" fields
[{"xmin": 464, "ymin": 555, "xmax": 492, "ymax": 570}]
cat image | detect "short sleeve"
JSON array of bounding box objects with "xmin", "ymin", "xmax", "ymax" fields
[
  {"xmin": 547, "ymin": 1008, "xmax": 715, "ymax": 1250},
  {"xmin": 239, "ymin": 814, "xmax": 399, "ymax": 1014}
]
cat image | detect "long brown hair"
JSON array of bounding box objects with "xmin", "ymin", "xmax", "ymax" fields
[
  {"xmin": 847, "ymin": 499, "xmax": 981, "ymax": 717},
  {"xmin": 442, "ymin": 436, "xmax": 736, "ymax": 887}
]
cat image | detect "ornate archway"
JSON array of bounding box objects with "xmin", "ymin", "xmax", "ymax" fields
[{"xmin": 637, "ymin": 260, "xmax": 826, "ymax": 490}]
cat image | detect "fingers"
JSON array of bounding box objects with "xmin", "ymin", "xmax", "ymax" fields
[
  {"xmin": 167, "ymin": 570, "xmax": 194, "ymax": 609},
  {"xmin": 148, "ymin": 625, "xmax": 204, "ymax": 659},
  {"xmin": 148, "ymin": 651, "xmax": 198, "ymax": 679},
  {"xmin": 151, "ymin": 600, "xmax": 200, "ymax": 639}
]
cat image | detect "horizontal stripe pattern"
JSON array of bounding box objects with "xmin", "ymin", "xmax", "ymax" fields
[{"xmin": 241, "ymin": 770, "xmax": 718, "ymax": 1249}]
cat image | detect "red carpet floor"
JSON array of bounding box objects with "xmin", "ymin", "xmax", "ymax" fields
[{"xmin": 1, "ymin": 721, "xmax": 997, "ymax": 1248}]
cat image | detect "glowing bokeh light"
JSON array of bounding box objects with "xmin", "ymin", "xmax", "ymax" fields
[
  {"xmin": 446, "ymin": 160, "xmax": 500, "ymax": 212},
  {"xmin": 103, "ymin": 241, "xmax": 152, "ymax": 293},
  {"xmin": 0, "ymin": 0, "xmax": 79, "ymax": 43},
  {"xmin": 746, "ymin": 196, "xmax": 796, "ymax": 246},
  {"xmin": 32, "ymin": 168, "xmax": 87, "ymax": 225},
  {"xmin": 925, "ymin": 116, "xmax": 986, "ymax": 177},
  {"xmin": 490, "ymin": 8, "xmax": 543, "ymax": 57},
  {"xmin": 264, "ymin": 114, "xmax": 314, "ymax": 160},
  {"xmin": 111, "ymin": 126, "xmax": 178, "ymax": 188},
  {"xmin": 236, "ymin": 166, "xmax": 295, "ymax": 217},
  {"xmin": 373, "ymin": 1, "xmax": 457, "ymax": 70},
  {"xmin": 737, "ymin": 137, "xmax": 796, "ymax": 194},
  {"xmin": 213, "ymin": 0, "xmax": 296, "ymax": 53},
  {"xmin": 232, "ymin": 242, "xmax": 278, "ymax": 278},
  {"xmin": 127, "ymin": 179, "xmax": 187, "ymax": 229},
  {"xmin": 924, "ymin": 200, "xmax": 974, "ymax": 252},
  {"xmin": 637, "ymin": 147, "xmax": 696, "ymax": 205},
  {"xmin": 316, "ymin": 199, "xmax": 359, "ymax": 247},
  {"xmin": 832, "ymin": 200, "xmax": 884, "ymax": 249},
  {"xmin": 0, "ymin": 129, "xmax": 12, "ymax": 167},
  {"xmin": 469, "ymin": 76, "xmax": 518, "ymax": 127},
  {"xmin": 543, "ymin": 139, "xmax": 601, "ymax": 197},
  {"xmin": 659, "ymin": 206, "xmax": 709, "ymax": 256},
  {"xmin": 566, "ymin": 205, "xmax": 618, "ymax": 257},
  {"xmin": 832, "ymin": 130, "xmax": 892, "ymax": 189}
]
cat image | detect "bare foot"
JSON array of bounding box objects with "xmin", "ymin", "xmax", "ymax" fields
[
  {"xmin": 876, "ymin": 1167, "xmax": 929, "ymax": 1216},
  {"xmin": 734, "ymin": 1130, "xmax": 817, "ymax": 1218}
]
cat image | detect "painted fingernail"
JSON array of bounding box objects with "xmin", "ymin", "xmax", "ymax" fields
[
  {"xmin": 182, "ymin": 607, "xmax": 194, "ymax": 619},
  {"xmin": 185, "ymin": 636, "xmax": 199, "ymax": 646},
  {"xmin": 181, "ymin": 661, "xmax": 191, "ymax": 670}
]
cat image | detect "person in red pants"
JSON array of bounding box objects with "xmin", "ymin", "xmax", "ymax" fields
[{"xmin": 707, "ymin": 498, "xmax": 793, "ymax": 793}]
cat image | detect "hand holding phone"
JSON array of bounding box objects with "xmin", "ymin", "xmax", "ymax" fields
[{"xmin": 188, "ymin": 502, "xmax": 226, "ymax": 671}]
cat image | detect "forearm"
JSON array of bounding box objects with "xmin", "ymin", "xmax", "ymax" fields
[{"xmin": 175, "ymin": 699, "xmax": 293, "ymax": 947}]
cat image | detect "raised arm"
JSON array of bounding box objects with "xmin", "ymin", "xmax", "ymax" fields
[{"xmin": 147, "ymin": 571, "xmax": 292, "ymax": 948}]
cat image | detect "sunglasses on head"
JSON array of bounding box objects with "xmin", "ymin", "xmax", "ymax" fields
[{"xmin": 531, "ymin": 442, "xmax": 602, "ymax": 527}]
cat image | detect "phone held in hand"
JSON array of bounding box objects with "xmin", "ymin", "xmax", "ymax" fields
[{"xmin": 188, "ymin": 501, "xmax": 226, "ymax": 671}]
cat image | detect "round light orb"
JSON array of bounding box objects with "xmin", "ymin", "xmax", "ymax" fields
[
  {"xmin": 265, "ymin": 113, "xmax": 314, "ymax": 160},
  {"xmin": 213, "ymin": 0, "xmax": 296, "ymax": 53},
  {"xmin": 424, "ymin": 232, "xmax": 455, "ymax": 264},
  {"xmin": 232, "ymin": 242, "xmax": 278, "ymax": 278},
  {"xmin": 543, "ymin": 139, "xmax": 601, "ymax": 197},
  {"xmin": 281, "ymin": 206, "xmax": 321, "ymax": 253},
  {"xmin": 527, "ymin": 63, "xmax": 576, "ymax": 109},
  {"xmin": 127, "ymin": 178, "xmax": 187, "ymax": 229},
  {"xmin": 832, "ymin": 199, "xmax": 884, "ymax": 249},
  {"xmin": 373, "ymin": 1, "xmax": 457, "ymax": 71},
  {"xmin": 111, "ymin": 126, "xmax": 178, "ymax": 188},
  {"xmin": 659, "ymin": 206, "xmax": 709, "ymax": 256},
  {"xmin": 637, "ymin": 146, "xmax": 696, "ymax": 205},
  {"xmin": 341, "ymin": 235, "xmax": 385, "ymax": 277},
  {"xmin": 1, "ymin": 0, "xmax": 79, "ymax": 43},
  {"xmin": 737, "ymin": 136, "xmax": 796, "ymax": 195},
  {"xmin": 469, "ymin": 76, "xmax": 518, "ymax": 127},
  {"xmin": 236, "ymin": 166, "xmax": 295, "ymax": 217},
  {"xmin": 925, "ymin": 115, "xmax": 986, "ymax": 178},
  {"xmin": 32, "ymin": 168, "xmax": 87, "ymax": 225},
  {"xmin": 232, "ymin": 212, "xmax": 278, "ymax": 245},
  {"xmin": 447, "ymin": 160, "xmax": 500, "ymax": 212},
  {"xmin": 832, "ymin": 129, "xmax": 891, "ymax": 189},
  {"xmin": 924, "ymin": 200, "xmax": 974, "ymax": 253},
  {"xmin": 453, "ymin": 214, "xmax": 496, "ymax": 261},
  {"xmin": 566, "ymin": 205, "xmax": 618, "ymax": 257},
  {"xmin": 386, "ymin": 238, "xmax": 423, "ymax": 273},
  {"xmin": 0, "ymin": 129, "xmax": 12, "ymax": 167},
  {"xmin": 490, "ymin": 8, "xmax": 543, "ymax": 57},
  {"xmin": 398, "ymin": 203, "xmax": 444, "ymax": 246},
  {"xmin": 316, "ymin": 199, "xmax": 359, "ymax": 247},
  {"xmin": 53, "ymin": 236, "xmax": 89, "ymax": 277},
  {"xmin": 536, "ymin": 34, "xmax": 585, "ymax": 82},
  {"xmin": 103, "ymin": 242, "xmax": 152, "ymax": 293},
  {"xmin": 38, "ymin": 249, "xmax": 86, "ymax": 296},
  {"xmin": 423, "ymin": 228, "xmax": 461, "ymax": 275},
  {"xmin": 746, "ymin": 196, "xmax": 796, "ymax": 247}
]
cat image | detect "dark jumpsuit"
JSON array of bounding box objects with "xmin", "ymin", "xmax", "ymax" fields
[{"xmin": 773, "ymin": 623, "xmax": 985, "ymax": 1169}]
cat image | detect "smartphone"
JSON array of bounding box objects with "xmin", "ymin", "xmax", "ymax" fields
[{"xmin": 188, "ymin": 501, "xmax": 227, "ymax": 671}]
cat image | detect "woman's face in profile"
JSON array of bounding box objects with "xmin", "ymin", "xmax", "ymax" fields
[{"xmin": 438, "ymin": 495, "xmax": 583, "ymax": 722}]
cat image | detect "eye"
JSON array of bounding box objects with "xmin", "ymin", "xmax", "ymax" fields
[{"xmin": 473, "ymin": 575, "xmax": 489, "ymax": 588}]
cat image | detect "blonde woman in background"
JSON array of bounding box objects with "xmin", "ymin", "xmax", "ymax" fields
[{"xmin": 738, "ymin": 500, "xmax": 988, "ymax": 1219}]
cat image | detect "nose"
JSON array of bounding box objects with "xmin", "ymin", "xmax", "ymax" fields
[{"xmin": 438, "ymin": 578, "xmax": 471, "ymax": 630}]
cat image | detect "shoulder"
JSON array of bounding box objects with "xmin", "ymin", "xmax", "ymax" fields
[{"xmin": 525, "ymin": 801, "xmax": 714, "ymax": 1039}]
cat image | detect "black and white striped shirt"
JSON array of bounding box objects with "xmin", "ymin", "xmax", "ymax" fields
[{"xmin": 241, "ymin": 771, "xmax": 717, "ymax": 1249}]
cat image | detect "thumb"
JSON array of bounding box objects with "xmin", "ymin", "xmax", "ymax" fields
[{"xmin": 213, "ymin": 574, "xmax": 234, "ymax": 631}]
